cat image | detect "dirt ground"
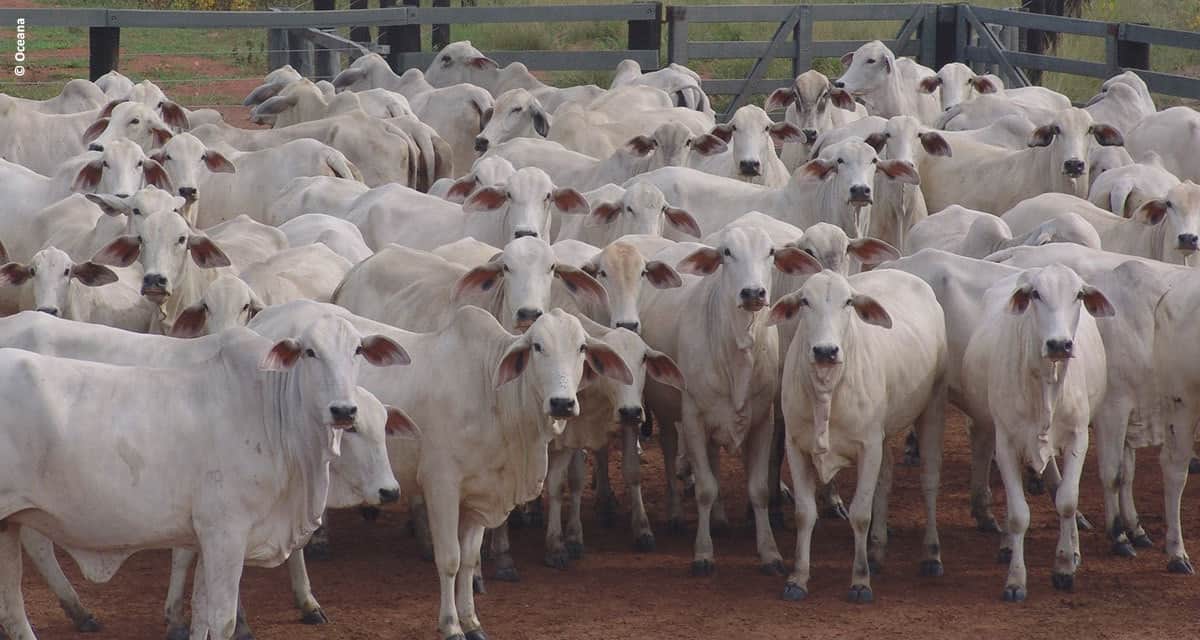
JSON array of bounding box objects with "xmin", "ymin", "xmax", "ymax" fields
[{"xmin": 17, "ymin": 406, "xmax": 1200, "ymax": 640}]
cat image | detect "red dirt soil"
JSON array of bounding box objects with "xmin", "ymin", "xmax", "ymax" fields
[{"xmin": 16, "ymin": 407, "xmax": 1200, "ymax": 639}]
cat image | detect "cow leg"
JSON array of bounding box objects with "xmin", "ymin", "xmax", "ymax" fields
[
  {"xmin": 1095, "ymin": 409, "xmax": 1134, "ymax": 556},
  {"xmin": 489, "ymin": 523, "xmax": 518, "ymax": 582},
  {"xmin": 660, "ymin": 419, "xmax": 685, "ymax": 534},
  {"xmin": 817, "ymin": 478, "xmax": 847, "ymax": 520},
  {"xmin": 683, "ymin": 405, "xmax": 718, "ymax": 576},
  {"xmin": 707, "ymin": 444, "xmax": 728, "ymax": 533},
  {"xmin": 427, "ymin": 484, "xmax": 466, "ymax": 639},
  {"xmin": 1161, "ymin": 421, "xmax": 1195, "ymax": 575},
  {"xmin": 1120, "ymin": 446, "xmax": 1150, "ymax": 548},
  {"xmin": 287, "ymin": 551, "xmax": 327, "ymax": 624},
  {"xmin": 746, "ymin": 414, "xmax": 783, "ymax": 574},
  {"xmin": 189, "ymin": 557, "xmax": 210, "ymax": 640},
  {"xmin": 867, "ymin": 446, "xmax": 894, "ymax": 575},
  {"xmin": 847, "ymin": 441, "xmax": 883, "ymax": 603},
  {"xmin": 1052, "ymin": 431, "xmax": 1087, "ymax": 592},
  {"xmin": 782, "ymin": 438, "xmax": 817, "ymax": 601},
  {"xmin": 995, "ymin": 437, "xmax": 1029, "ymax": 602},
  {"xmin": 624, "ymin": 424, "xmax": 654, "ymax": 552},
  {"xmin": 1042, "ymin": 458, "xmax": 1092, "ymax": 531},
  {"xmin": 455, "ymin": 523, "xmax": 486, "ymax": 638},
  {"xmin": 166, "ymin": 548, "xmax": 197, "ymax": 640},
  {"xmin": 592, "ymin": 446, "xmax": 617, "ymax": 528},
  {"xmin": 20, "ymin": 528, "xmax": 100, "ymax": 632},
  {"xmin": 916, "ymin": 384, "xmax": 946, "ymax": 576},
  {"xmin": 411, "ymin": 496, "xmax": 435, "ymax": 562},
  {"xmin": 0, "ymin": 527, "xmax": 35, "ymax": 640},
  {"xmin": 565, "ymin": 449, "xmax": 586, "ymax": 559},
  {"xmin": 543, "ymin": 447, "xmax": 573, "ymax": 569},
  {"xmin": 966, "ymin": 415, "xmax": 1000, "ymax": 533},
  {"xmin": 766, "ymin": 406, "xmax": 787, "ymax": 529},
  {"xmin": 196, "ymin": 529, "xmax": 248, "ymax": 640}
]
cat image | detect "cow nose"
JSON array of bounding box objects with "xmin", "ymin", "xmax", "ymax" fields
[
  {"xmin": 618, "ymin": 406, "xmax": 644, "ymax": 424},
  {"xmin": 329, "ymin": 404, "xmax": 358, "ymax": 423},
  {"xmin": 178, "ymin": 187, "xmax": 197, "ymax": 200},
  {"xmin": 1179, "ymin": 233, "xmax": 1199, "ymax": 251},
  {"xmin": 1045, "ymin": 339, "xmax": 1074, "ymax": 358},
  {"xmin": 833, "ymin": 80, "xmax": 845, "ymax": 89},
  {"xmin": 802, "ymin": 129, "xmax": 817, "ymax": 144},
  {"xmin": 379, "ymin": 487, "xmax": 400, "ymax": 504},
  {"xmin": 143, "ymin": 273, "xmax": 168, "ymax": 289},
  {"xmin": 812, "ymin": 344, "xmax": 840, "ymax": 363},
  {"xmin": 1063, "ymin": 159, "xmax": 1085, "ymax": 176},
  {"xmin": 739, "ymin": 160, "xmax": 761, "ymax": 176},
  {"xmin": 850, "ymin": 184, "xmax": 872, "ymax": 201},
  {"xmin": 36, "ymin": 307, "xmax": 59, "ymax": 317},
  {"xmin": 740, "ymin": 287, "xmax": 767, "ymax": 301},
  {"xmin": 549, "ymin": 397, "xmax": 576, "ymax": 417},
  {"xmin": 615, "ymin": 321, "xmax": 640, "ymax": 333},
  {"xmin": 474, "ymin": 137, "xmax": 489, "ymax": 153},
  {"xmin": 516, "ymin": 308, "xmax": 543, "ymax": 323},
  {"xmin": 513, "ymin": 229, "xmax": 538, "ymax": 239}
]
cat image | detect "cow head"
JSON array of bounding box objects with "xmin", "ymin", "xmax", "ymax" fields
[
  {"xmin": 580, "ymin": 240, "xmax": 682, "ymax": 333},
  {"xmin": 585, "ymin": 182, "xmax": 700, "ymax": 240},
  {"xmin": 425, "ymin": 40, "xmax": 500, "ymax": 89},
  {"xmin": 73, "ymin": 138, "xmax": 169, "ymax": 198},
  {"xmin": 1133, "ymin": 181, "xmax": 1200, "ymax": 264},
  {"xmin": 677, "ymin": 226, "xmax": 821, "ymax": 314},
  {"xmin": 702, "ymin": 105, "xmax": 803, "ymax": 182},
  {"xmin": 0, "ymin": 247, "xmax": 118, "ymax": 318},
  {"xmin": 798, "ymin": 139, "xmax": 919, "ymax": 225},
  {"xmin": 84, "ymin": 101, "xmax": 174, "ymax": 152},
  {"xmin": 169, "ymin": 275, "xmax": 265, "ymax": 338},
  {"xmin": 1004, "ymin": 265, "xmax": 1114, "ymax": 361},
  {"xmin": 149, "ymin": 132, "xmax": 236, "ymax": 208},
  {"xmin": 462, "ymin": 166, "xmax": 586, "ymax": 241},
  {"xmin": 834, "ymin": 40, "xmax": 897, "ymax": 98},
  {"xmin": 790, "ymin": 222, "xmax": 899, "ymax": 276},
  {"xmin": 328, "ymin": 387, "xmax": 407, "ymax": 508},
  {"xmin": 584, "ymin": 328, "xmax": 684, "ymax": 427},
  {"xmin": 474, "ymin": 88, "xmax": 551, "ymax": 154},
  {"xmin": 443, "ymin": 156, "xmax": 516, "ymax": 204},
  {"xmin": 1027, "ymin": 107, "xmax": 1123, "ymax": 181},
  {"xmin": 765, "ymin": 70, "xmax": 856, "ymax": 147}
]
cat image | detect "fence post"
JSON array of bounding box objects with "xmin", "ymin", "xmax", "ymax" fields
[
  {"xmin": 933, "ymin": 4, "xmax": 957, "ymax": 70},
  {"xmin": 665, "ymin": 5, "xmax": 688, "ymax": 66},
  {"xmin": 379, "ymin": 0, "xmax": 403, "ymax": 70},
  {"xmin": 267, "ymin": 27, "xmax": 288, "ymax": 71},
  {"xmin": 432, "ymin": 0, "xmax": 450, "ymax": 51},
  {"xmin": 89, "ymin": 26, "xmax": 120, "ymax": 81},
  {"xmin": 628, "ymin": 1, "xmax": 662, "ymax": 69},
  {"xmin": 1116, "ymin": 23, "xmax": 1150, "ymax": 72},
  {"xmin": 349, "ymin": 0, "xmax": 370, "ymax": 45},
  {"xmin": 313, "ymin": 0, "xmax": 337, "ymax": 79},
  {"xmin": 792, "ymin": 5, "xmax": 812, "ymax": 77}
]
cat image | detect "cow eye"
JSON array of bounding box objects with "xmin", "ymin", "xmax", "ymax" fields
[
  {"xmin": 177, "ymin": 236, "xmax": 186, "ymax": 245},
  {"xmin": 63, "ymin": 269, "xmax": 70, "ymax": 277},
  {"xmin": 130, "ymin": 118, "xmax": 140, "ymax": 125},
  {"xmin": 305, "ymin": 348, "xmax": 316, "ymax": 358},
  {"xmin": 837, "ymin": 158, "xmax": 844, "ymax": 164},
  {"xmin": 768, "ymin": 248, "xmax": 775, "ymax": 256},
  {"xmin": 723, "ymin": 248, "xmax": 731, "ymax": 257},
  {"xmin": 28, "ymin": 267, "xmax": 35, "ymax": 276},
  {"xmin": 866, "ymin": 58, "xmax": 876, "ymax": 64},
  {"xmin": 798, "ymin": 297, "xmax": 808, "ymax": 307},
  {"xmin": 132, "ymin": 208, "xmax": 142, "ymax": 216},
  {"xmin": 598, "ymin": 269, "xmax": 607, "ymax": 278},
  {"xmin": 579, "ymin": 344, "xmax": 587, "ymax": 353},
  {"xmin": 164, "ymin": 154, "xmax": 172, "ymax": 161},
  {"xmin": 355, "ymin": 345, "xmax": 363, "ymax": 355},
  {"xmin": 102, "ymin": 161, "xmax": 110, "ymax": 168},
  {"xmin": 1030, "ymin": 290, "xmax": 1041, "ymax": 300},
  {"xmin": 533, "ymin": 342, "xmax": 543, "ymax": 353},
  {"xmin": 845, "ymin": 299, "xmax": 853, "ymax": 307},
  {"xmin": 685, "ymin": 138, "xmax": 693, "ymax": 146},
  {"xmin": 627, "ymin": 206, "xmax": 634, "ymax": 214},
  {"xmin": 502, "ymin": 264, "xmax": 510, "ymax": 273},
  {"xmin": 512, "ymin": 107, "xmax": 522, "ymax": 114},
  {"xmin": 137, "ymin": 161, "xmax": 144, "ymax": 167}
]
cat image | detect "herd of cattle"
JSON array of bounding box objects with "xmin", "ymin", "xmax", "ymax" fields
[{"xmin": 1, "ymin": 35, "xmax": 1200, "ymax": 639}]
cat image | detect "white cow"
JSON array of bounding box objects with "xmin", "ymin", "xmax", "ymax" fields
[
  {"xmin": 857, "ymin": 115, "xmax": 950, "ymax": 250},
  {"xmin": 249, "ymin": 78, "xmax": 413, "ymax": 127},
  {"xmin": 611, "ymin": 59, "xmax": 712, "ymax": 114},
  {"xmin": 907, "ymin": 205, "xmax": 1101, "ymax": 258},
  {"xmin": 472, "ymin": 88, "xmax": 553, "ymax": 154},
  {"xmin": 937, "ymin": 93, "xmax": 1059, "ymax": 132},
  {"xmin": 917, "ymin": 62, "xmax": 1070, "ymax": 113},
  {"xmin": 277, "ymin": 214, "xmax": 373, "ymax": 264},
  {"xmin": 556, "ymin": 182, "xmax": 700, "ymax": 245},
  {"xmin": 765, "ymin": 69, "xmax": 867, "ymax": 171},
  {"xmin": 1087, "ymin": 145, "xmax": 1135, "ymax": 193},
  {"xmin": 95, "ymin": 71, "xmax": 135, "ymax": 100},
  {"xmin": 0, "ymin": 247, "xmax": 154, "ymax": 331},
  {"xmin": 1088, "ymin": 155, "xmax": 1180, "ymax": 217},
  {"xmin": 687, "ymin": 105, "xmax": 803, "ymax": 187},
  {"xmin": 552, "ymin": 238, "xmax": 683, "ymax": 332},
  {"xmin": 425, "ymin": 40, "xmax": 604, "ymax": 111},
  {"xmin": 143, "ymin": 132, "xmax": 237, "ymax": 224},
  {"xmin": 266, "ymin": 176, "xmax": 371, "ymax": 226},
  {"xmin": 8, "ymin": 78, "xmax": 107, "ymax": 114},
  {"xmin": 547, "ymin": 102, "xmax": 715, "ymax": 160},
  {"xmin": 1085, "ymin": 71, "xmax": 1156, "ymax": 137},
  {"xmin": 834, "ymin": 40, "xmax": 941, "ymax": 125},
  {"xmin": 429, "ymin": 156, "xmax": 517, "ymax": 203},
  {"xmin": 1126, "ymin": 107, "xmax": 1200, "ymax": 182},
  {"xmin": 86, "ymin": 101, "xmax": 176, "ymax": 153}
]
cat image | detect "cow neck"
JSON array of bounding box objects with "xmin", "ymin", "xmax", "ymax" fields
[
  {"xmin": 488, "ymin": 336, "xmax": 553, "ymax": 511},
  {"xmin": 805, "ymin": 319, "xmax": 863, "ymax": 484},
  {"xmin": 700, "ymin": 274, "xmax": 768, "ymax": 448},
  {"xmin": 1001, "ymin": 311, "xmax": 1070, "ymax": 475}
]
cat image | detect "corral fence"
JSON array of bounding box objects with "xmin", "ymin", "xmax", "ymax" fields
[{"xmin": 1, "ymin": 3, "xmax": 1198, "ymax": 120}]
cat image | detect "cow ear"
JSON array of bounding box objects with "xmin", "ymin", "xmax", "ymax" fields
[
  {"xmin": 1089, "ymin": 124, "xmax": 1124, "ymax": 147},
  {"xmin": 72, "ymin": 158, "xmax": 105, "ymax": 191},
  {"xmin": 70, "ymin": 262, "xmax": 119, "ymax": 287},
  {"xmin": 918, "ymin": 131, "xmax": 952, "ymax": 157},
  {"xmin": 839, "ymin": 52, "xmax": 854, "ymax": 67},
  {"xmin": 151, "ymin": 126, "xmax": 174, "ymax": 146},
  {"xmin": 765, "ymin": 88, "xmax": 796, "ymax": 111},
  {"xmin": 252, "ymin": 94, "xmax": 299, "ymax": 118},
  {"xmin": 676, "ymin": 247, "xmax": 722, "ymax": 276},
  {"xmin": 358, "ymin": 335, "xmax": 410, "ymax": 366},
  {"xmin": 970, "ymin": 76, "xmax": 999, "ymax": 94},
  {"xmin": 584, "ymin": 337, "xmax": 634, "ymax": 385},
  {"xmin": 877, "ymin": 159, "xmax": 920, "ymax": 185},
  {"xmin": 93, "ymin": 236, "xmax": 142, "ymax": 267},
  {"xmin": 551, "ymin": 188, "xmax": 589, "ymax": 215},
  {"xmin": 332, "ymin": 68, "xmax": 366, "ymax": 90},
  {"xmin": 445, "ymin": 176, "xmax": 478, "ymax": 203},
  {"xmin": 847, "ymin": 238, "xmax": 900, "ymax": 267},
  {"xmin": 709, "ymin": 123, "xmax": 734, "ymax": 143},
  {"xmin": 1133, "ymin": 199, "xmax": 1169, "ymax": 225},
  {"xmin": 469, "ymin": 56, "xmax": 499, "ymax": 70},
  {"xmin": 143, "ymin": 158, "xmax": 172, "ymax": 190},
  {"xmin": 82, "ymin": 117, "xmax": 111, "ymax": 143},
  {"xmin": 202, "ymin": 150, "xmax": 236, "ymax": 174},
  {"xmin": 1028, "ymin": 124, "xmax": 1059, "ymax": 148},
  {"xmin": 663, "ymin": 206, "xmax": 701, "ymax": 238},
  {"xmin": 851, "ymin": 293, "xmax": 892, "ymax": 327},
  {"xmin": 463, "ymin": 187, "xmax": 508, "ymax": 213},
  {"xmin": 531, "ymin": 105, "xmax": 551, "ymax": 138},
  {"xmin": 494, "ymin": 339, "xmax": 532, "ymax": 388},
  {"xmin": 587, "ymin": 201, "xmax": 622, "ymax": 226},
  {"xmin": 690, "ymin": 133, "xmax": 728, "ymax": 156},
  {"xmin": 766, "ymin": 292, "xmax": 803, "ymax": 326},
  {"xmin": 863, "ymin": 132, "xmax": 888, "ymax": 153},
  {"xmin": 243, "ymin": 81, "xmax": 285, "ymax": 106},
  {"xmin": 918, "ymin": 75, "xmax": 942, "ymax": 94},
  {"xmin": 384, "ymin": 405, "xmax": 421, "ymax": 439},
  {"xmin": 625, "ymin": 135, "xmax": 657, "ymax": 156},
  {"xmin": 769, "ymin": 122, "xmax": 806, "ymax": 145},
  {"xmin": 262, "ymin": 338, "xmax": 303, "ymax": 371},
  {"xmin": 644, "ymin": 260, "xmax": 683, "ymax": 289},
  {"xmin": 798, "ymin": 158, "xmax": 837, "ymax": 181},
  {"xmin": 829, "ymin": 87, "xmax": 855, "ymax": 110},
  {"xmin": 0, "ymin": 263, "xmax": 32, "ymax": 287},
  {"xmin": 187, "ymin": 236, "xmax": 232, "ymax": 269},
  {"xmin": 158, "ymin": 100, "xmax": 189, "ymax": 130},
  {"xmin": 452, "ymin": 262, "xmax": 505, "ymax": 301},
  {"xmin": 85, "ymin": 193, "xmax": 129, "ymax": 217},
  {"xmin": 644, "ymin": 349, "xmax": 685, "ymax": 390},
  {"xmin": 169, "ymin": 302, "xmax": 209, "ymax": 338},
  {"xmin": 1008, "ymin": 285, "xmax": 1033, "ymax": 314},
  {"xmin": 579, "ymin": 260, "xmax": 599, "ymax": 278},
  {"xmin": 773, "ymin": 247, "xmax": 823, "ymax": 275},
  {"xmin": 99, "ymin": 99, "xmax": 126, "ymax": 118},
  {"xmin": 554, "ymin": 264, "xmax": 608, "ymax": 308},
  {"xmin": 0, "ymin": 240, "xmax": 9, "ymax": 265},
  {"xmin": 1081, "ymin": 285, "xmax": 1115, "ymax": 318}
]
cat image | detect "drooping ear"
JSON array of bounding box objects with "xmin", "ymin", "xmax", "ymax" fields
[
  {"xmin": 877, "ymin": 159, "xmax": 920, "ymax": 185},
  {"xmin": 531, "ymin": 104, "xmax": 551, "ymax": 138},
  {"xmin": 829, "ymin": 87, "xmax": 855, "ymax": 110},
  {"xmin": 359, "ymin": 334, "xmax": 410, "ymax": 366},
  {"xmin": 863, "ymin": 132, "xmax": 889, "ymax": 153},
  {"xmin": 150, "ymin": 126, "xmax": 174, "ymax": 146},
  {"xmin": 765, "ymin": 88, "xmax": 796, "ymax": 111},
  {"xmin": 187, "ymin": 235, "xmax": 232, "ymax": 269},
  {"xmin": 918, "ymin": 131, "xmax": 952, "ymax": 157},
  {"xmin": 663, "ymin": 206, "xmax": 701, "ymax": 238},
  {"xmin": 261, "ymin": 338, "xmax": 303, "ymax": 371},
  {"xmin": 243, "ymin": 81, "xmax": 286, "ymax": 106},
  {"xmin": 70, "ymin": 262, "xmax": 119, "ymax": 287},
  {"xmin": 1008, "ymin": 285, "xmax": 1033, "ymax": 314},
  {"xmin": 587, "ymin": 201, "xmax": 622, "ymax": 226},
  {"xmin": 0, "ymin": 240, "xmax": 9, "ymax": 265},
  {"xmin": 82, "ymin": 117, "xmax": 111, "ymax": 143},
  {"xmin": 1132, "ymin": 199, "xmax": 1169, "ymax": 226},
  {"xmin": 1089, "ymin": 123, "xmax": 1124, "ymax": 147},
  {"xmin": 99, "ymin": 99, "xmax": 127, "ymax": 118},
  {"xmin": 252, "ymin": 94, "xmax": 300, "ymax": 118},
  {"xmin": 584, "ymin": 337, "xmax": 634, "ymax": 385},
  {"xmin": 551, "ymin": 188, "xmax": 589, "ymax": 215},
  {"xmin": 72, "ymin": 158, "xmax": 105, "ymax": 191},
  {"xmin": 554, "ymin": 264, "xmax": 608, "ymax": 308},
  {"xmin": 644, "ymin": 349, "xmax": 685, "ymax": 390},
  {"xmin": 847, "ymin": 238, "xmax": 900, "ymax": 266},
  {"xmin": 332, "ymin": 68, "xmax": 366, "ymax": 90},
  {"xmin": 84, "ymin": 193, "xmax": 130, "ymax": 217},
  {"xmin": 384, "ymin": 405, "xmax": 421, "ymax": 439},
  {"xmin": 143, "ymin": 158, "xmax": 172, "ymax": 190},
  {"xmin": 689, "ymin": 133, "xmax": 728, "ymax": 156},
  {"xmin": 839, "ymin": 52, "xmax": 854, "ymax": 67},
  {"xmin": 0, "ymin": 263, "xmax": 32, "ymax": 287},
  {"xmin": 463, "ymin": 186, "xmax": 509, "ymax": 213},
  {"xmin": 850, "ymin": 293, "xmax": 891, "ymax": 327},
  {"xmin": 479, "ymin": 106, "xmax": 494, "ymax": 128},
  {"xmin": 625, "ymin": 135, "xmax": 658, "ymax": 156},
  {"xmin": 579, "ymin": 260, "xmax": 599, "ymax": 278},
  {"xmin": 452, "ymin": 262, "xmax": 505, "ymax": 301},
  {"xmin": 202, "ymin": 150, "xmax": 236, "ymax": 174},
  {"xmin": 445, "ymin": 176, "xmax": 479, "ymax": 203},
  {"xmin": 494, "ymin": 338, "xmax": 532, "ymax": 388},
  {"xmin": 1028, "ymin": 124, "xmax": 1059, "ymax": 148},
  {"xmin": 798, "ymin": 157, "xmax": 838, "ymax": 181},
  {"xmin": 93, "ymin": 235, "xmax": 142, "ymax": 267},
  {"xmin": 169, "ymin": 302, "xmax": 208, "ymax": 338},
  {"xmin": 918, "ymin": 75, "xmax": 942, "ymax": 94},
  {"xmin": 773, "ymin": 246, "xmax": 823, "ymax": 275},
  {"xmin": 158, "ymin": 100, "xmax": 189, "ymax": 130},
  {"xmin": 644, "ymin": 260, "xmax": 683, "ymax": 289},
  {"xmin": 675, "ymin": 247, "xmax": 723, "ymax": 276},
  {"xmin": 708, "ymin": 123, "xmax": 734, "ymax": 143},
  {"xmin": 769, "ymin": 122, "xmax": 806, "ymax": 145},
  {"xmin": 1080, "ymin": 285, "xmax": 1115, "ymax": 318},
  {"xmin": 969, "ymin": 76, "xmax": 999, "ymax": 94},
  {"xmin": 469, "ymin": 56, "xmax": 499, "ymax": 70},
  {"xmin": 766, "ymin": 292, "xmax": 803, "ymax": 326}
]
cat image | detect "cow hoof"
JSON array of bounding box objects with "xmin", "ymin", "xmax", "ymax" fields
[
  {"xmin": 1001, "ymin": 585, "xmax": 1026, "ymax": 602},
  {"xmin": 566, "ymin": 541, "xmax": 584, "ymax": 560},
  {"xmin": 760, "ymin": 560, "xmax": 787, "ymax": 577},
  {"xmin": 1190, "ymin": 457, "xmax": 1200, "ymax": 474},
  {"xmin": 74, "ymin": 615, "xmax": 102, "ymax": 633},
  {"xmin": 1075, "ymin": 512, "xmax": 1094, "ymax": 531},
  {"xmin": 821, "ymin": 503, "xmax": 849, "ymax": 521},
  {"xmin": 996, "ymin": 548, "xmax": 1012, "ymax": 564},
  {"xmin": 975, "ymin": 517, "xmax": 1002, "ymax": 534},
  {"xmin": 1051, "ymin": 572, "xmax": 1074, "ymax": 592},
  {"xmin": 472, "ymin": 575, "xmax": 487, "ymax": 594},
  {"xmin": 846, "ymin": 585, "xmax": 874, "ymax": 604},
  {"xmin": 494, "ymin": 566, "xmax": 520, "ymax": 582},
  {"xmin": 544, "ymin": 550, "xmax": 570, "ymax": 569},
  {"xmin": 781, "ymin": 582, "xmax": 808, "ymax": 601},
  {"xmin": 690, "ymin": 559, "xmax": 715, "ymax": 577},
  {"xmin": 300, "ymin": 608, "xmax": 329, "ymax": 625},
  {"xmin": 919, "ymin": 560, "xmax": 943, "ymax": 577},
  {"xmin": 667, "ymin": 518, "xmax": 687, "ymax": 535},
  {"xmin": 1111, "ymin": 541, "xmax": 1136, "ymax": 558},
  {"xmin": 867, "ymin": 558, "xmax": 882, "ymax": 575},
  {"xmin": 1131, "ymin": 532, "xmax": 1153, "ymax": 549},
  {"xmin": 1167, "ymin": 557, "xmax": 1195, "ymax": 575},
  {"xmin": 304, "ymin": 541, "xmax": 332, "ymax": 561},
  {"xmin": 633, "ymin": 534, "xmax": 656, "ymax": 552},
  {"xmin": 166, "ymin": 625, "xmax": 190, "ymax": 640},
  {"xmin": 465, "ymin": 630, "xmax": 489, "ymax": 640},
  {"xmin": 360, "ymin": 505, "xmax": 381, "ymax": 521}
]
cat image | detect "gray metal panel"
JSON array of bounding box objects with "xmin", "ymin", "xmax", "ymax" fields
[
  {"xmin": 688, "ymin": 39, "xmax": 918, "ymax": 59},
  {"xmin": 810, "ymin": 3, "xmax": 930, "ymax": 21},
  {"xmin": 1136, "ymin": 70, "xmax": 1200, "ymax": 100},
  {"xmin": 965, "ymin": 46, "xmax": 1110, "ymax": 78},
  {"xmin": 302, "ymin": 27, "xmax": 373, "ymax": 59},
  {"xmin": 1122, "ymin": 23, "xmax": 1200, "ymax": 50},
  {"xmin": 413, "ymin": 3, "xmax": 657, "ymax": 24},
  {"xmin": 703, "ymin": 78, "xmax": 791, "ymax": 95},
  {"xmin": 683, "ymin": 3, "xmax": 921, "ymax": 23},
  {"xmin": 967, "ymin": 6, "xmax": 1111, "ymax": 37},
  {"xmin": 397, "ymin": 50, "xmax": 658, "ymax": 71},
  {"xmin": 0, "ymin": 8, "xmax": 107, "ymax": 26},
  {"xmin": 106, "ymin": 7, "xmax": 412, "ymax": 28}
]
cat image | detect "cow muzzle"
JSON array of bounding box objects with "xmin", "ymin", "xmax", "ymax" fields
[
  {"xmin": 474, "ymin": 137, "xmax": 490, "ymax": 153},
  {"xmin": 548, "ymin": 396, "xmax": 578, "ymax": 418},
  {"xmin": 1044, "ymin": 339, "xmax": 1074, "ymax": 361},
  {"xmin": 141, "ymin": 273, "xmax": 169, "ymax": 303},
  {"xmin": 738, "ymin": 160, "xmax": 762, "ymax": 177},
  {"xmin": 848, "ymin": 184, "xmax": 872, "ymax": 206},
  {"xmin": 514, "ymin": 307, "xmax": 543, "ymax": 332},
  {"xmin": 36, "ymin": 307, "xmax": 59, "ymax": 317},
  {"xmin": 178, "ymin": 187, "xmax": 198, "ymax": 202},
  {"xmin": 329, "ymin": 404, "xmax": 358, "ymax": 428},
  {"xmin": 617, "ymin": 406, "xmax": 644, "ymax": 426},
  {"xmin": 378, "ymin": 487, "xmax": 400, "ymax": 504},
  {"xmin": 802, "ymin": 129, "xmax": 817, "ymax": 144},
  {"xmin": 739, "ymin": 286, "xmax": 768, "ymax": 311},
  {"xmin": 1062, "ymin": 159, "xmax": 1085, "ymax": 177},
  {"xmin": 811, "ymin": 344, "xmax": 840, "ymax": 366},
  {"xmin": 1178, "ymin": 233, "xmax": 1199, "ymax": 253}
]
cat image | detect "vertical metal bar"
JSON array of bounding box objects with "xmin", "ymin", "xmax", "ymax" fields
[
  {"xmin": 348, "ymin": 0, "xmax": 369, "ymax": 45},
  {"xmin": 89, "ymin": 26, "xmax": 120, "ymax": 81},
  {"xmin": 792, "ymin": 5, "xmax": 812, "ymax": 78},
  {"xmin": 313, "ymin": 0, "xmax": 335, "ymax": 79},
  {"xmin": 666, "ymin": 5, "xmax": 688, "ymax": 67},
  {"xmin": 918, "ymin": 4, "xmax": 937, "ymax": 68},
  {"xmin": 726, "ymin": 5, "xmax": 802, "ymax": 119},
  {"xmin": 379, "ymin": 0, "xmax": 403, "ymax": 70},
  {"xmin": 287, "ymin": 29, "xmax": 313, "ymax": 75},
  {"xmin": 267, "ymin": 27, "xmax": 288, "ymax": 72},
  {"xmin": 954, "ymin": 4, "xmax": 969, "ymax": 68},
  {"xmin": 431, "ymin": 0, "xmax": 450, "ymax": 51}
]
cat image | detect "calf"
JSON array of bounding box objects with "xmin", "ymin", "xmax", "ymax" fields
[{"xmin": 835, "ymin": 40, "xmax": 941, "ymax": 125}]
